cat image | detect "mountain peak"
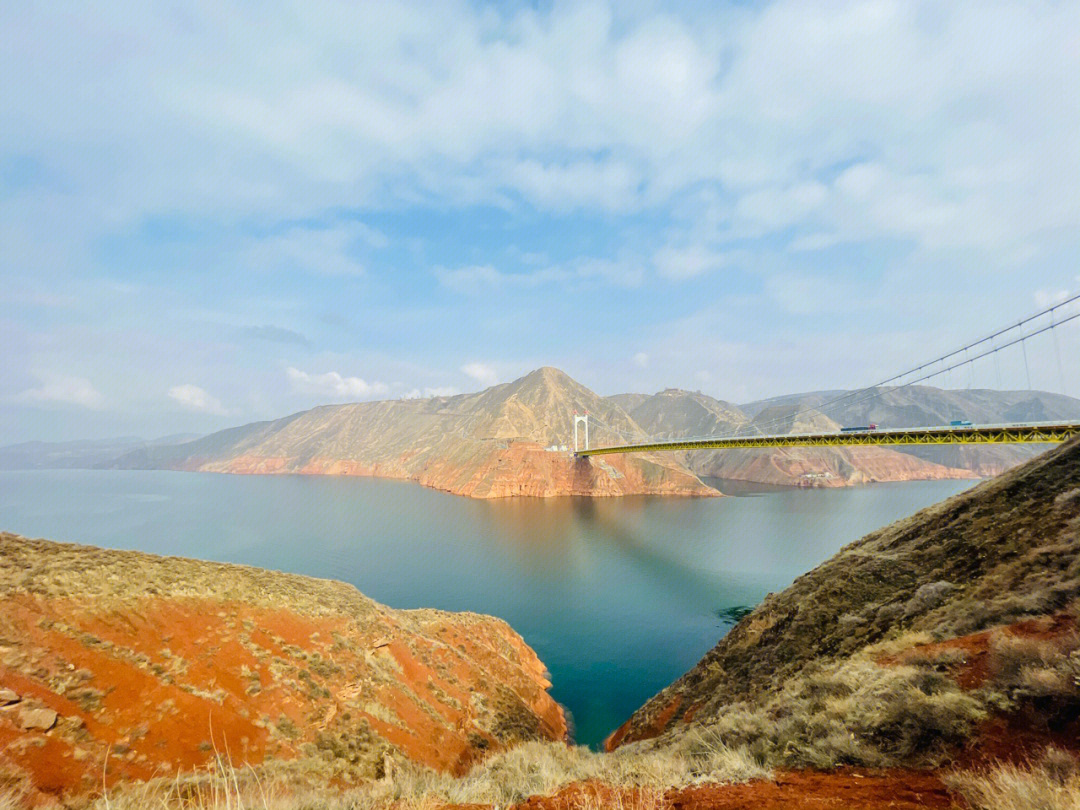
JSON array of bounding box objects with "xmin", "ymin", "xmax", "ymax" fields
[
  {"xmin": 521, "ymin": 366, "xmax": 573, "ymax": 384},
  {"xmin": 503, "ymin": 366, "xmax": 583, "ymax": 396}
]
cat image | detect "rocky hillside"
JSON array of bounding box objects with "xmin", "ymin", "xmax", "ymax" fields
[
  {"xmin": 114, "ymin": 368, "xmax": 716, "ymax": 499},
  {"xmin": 743, "ymin": 385, "xmax": 1080, "ymax": 479},
  {"xmin": 741, "ymin": 385, "xmax": 1080, "ymax": 424},
  {"xmin": 609, "ymin": 435, "xmax": 1080, "ymax": 761},
  {"xmin": 616, "ymin": 384, "xmax": 1080, "ymax": 487},
  {"xmin": 616, "ymin": 388, "xmax": 977, "ymax": 488},
  {"xmin": 26, "ymin": 375, "xmax": 1079, "ymax": 495},
  {"xmin": 0, "ymin": 533, "xmax": 566, "ymax": 803}
]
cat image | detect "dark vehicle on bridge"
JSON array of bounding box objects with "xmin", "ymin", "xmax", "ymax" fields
[
  {"xmin": 950, "ymin": 419, "xmax": 973, "ymax": 427},
  {"xmin": 840, "ymin": 423, "xmax": 878, "ymax": 432}
]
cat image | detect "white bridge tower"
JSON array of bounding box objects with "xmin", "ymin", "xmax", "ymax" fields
[{"xmin": 573, "ymin": 412, "xmax": 589, "ymax": 452}]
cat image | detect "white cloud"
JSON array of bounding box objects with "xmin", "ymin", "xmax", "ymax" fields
[
  {"xmin": 734, "ymin": 182, "xmax": 829, "ymax": 232},
  {"xmin": 633, "ymin": 352, "xmax": 649, "ymax": 368},
  {"xmin": 788, "ymin": 232, "xmax": 841, "ymax": 252},
  {"xmin": 653, "ymin": 244, "xmax": 729, "ymax": 280},
  {"xmin": 461, "ymin": 362, "xmax": 499, "ymax": 388},
  {"xmin": 286, "ymin": 367, "xmax": 389, "ymax": 400},
  {"xmin": 435, "ymin": 265, "xmax": 512, "ymax": 293},
  {"xmin": 575, "ymin": 258, "xmax": 645, "ymax": 288},
  {"xmin": 435, "ymin": 257, "xmax": 642, "ymax": 293},
  {"xmin": 765, "ymin": 273, "xmax": 856, "ymax": 316},
  {"xmin": 402, "ymin": 386, "xmax": 458, "ymax": 399},
  {"xmin": 14, "ymin": 372, "xmax": 104, "ymax": 409},
  {"xmin": 500, "ymin": 158, "xmax": 642, "ymax": 212},
  {"xmin": 1034, "ymin": 278, "xmax": 1080, "ymax": 309},
  {"xmin": 4, "ymin": 1, "xmax": 1078, "ymax": 253},
  {"xmin": 168, "ymin": 384, "xmax": 228, "ymax": 415}
]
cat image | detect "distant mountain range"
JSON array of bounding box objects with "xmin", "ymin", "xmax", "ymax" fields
[
  {"xmin": 6, "ymin": 369, "xmax": 1079, "ymax": 497},
  {"xmin": 616, "ymin": 384, "xmax": 1080, "ymax": 486},
  {"xmin": 0, "ymin": 434, "xmax": 200, "ymax": 471}
]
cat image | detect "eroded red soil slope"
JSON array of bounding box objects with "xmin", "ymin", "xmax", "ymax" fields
[{"xmin": 0, "ymin": 533, "xmax": 565, "ymax": 804}]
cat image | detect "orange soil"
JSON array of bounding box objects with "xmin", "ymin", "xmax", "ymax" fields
[
  {"xmin": 0, "ymin": 593, "xmax": 565, "ymax": 804},
  {"xmin": 881, "ymin": 612, "xmax": 1077, "ymax": 690},
  {"xmin": 196, "ymin": 442, "xmax": 720, "ymax": 500},
  {"xmin": 498, "ymin": 770, "xmax": 959, "ymax": 810},
  {"xmin": 605, "ymin": 695, "xmax": 681, "ymax": 751},
  {"xmin": 879, "ymin": 611, "xmax": 1080, "ymax": 767}
]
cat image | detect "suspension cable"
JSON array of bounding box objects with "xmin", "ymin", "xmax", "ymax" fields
[
  {"xmin": 611, "ymin": 306, "xmax": 1080, "ymax": 448},
  {"xmin": 743, "ymin": 293, "xmax": 1080, "ymax": 437}
]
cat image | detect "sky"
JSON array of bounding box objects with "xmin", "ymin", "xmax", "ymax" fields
[{"xmin": 3, "ymin": 0, "xmax": 1080, "ymax": 444}]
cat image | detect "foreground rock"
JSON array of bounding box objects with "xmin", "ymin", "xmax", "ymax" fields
[
  {"xmin": 611, "ymin": 435, "xmax": 1080, "ymax": 761},
  {"xmin": 0, "ymin": 533, "xmax": 566, "ymax": 802}
]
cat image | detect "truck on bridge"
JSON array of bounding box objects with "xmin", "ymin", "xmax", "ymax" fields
[{"xmin": 840, "ymin": 423, "xmax": 878, "ymax": 433}]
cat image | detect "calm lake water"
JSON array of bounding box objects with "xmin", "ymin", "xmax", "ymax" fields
[{"xmin": 0, "ymin": 470, "xmax": 974, "ymax": 747}]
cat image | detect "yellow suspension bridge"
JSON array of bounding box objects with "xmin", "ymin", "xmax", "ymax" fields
[
  {"xmin": 574, "ymin": 292, "xmax": 1080, "ymax": 458},
  {"xmin": 575, "ymin": 421, "xmax": 1080, "ymax": 458}
]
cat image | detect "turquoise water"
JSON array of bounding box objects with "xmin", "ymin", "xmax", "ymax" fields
[{"xmin": 0, "ymin": 470, "xmax": 974, "ymax": 747}]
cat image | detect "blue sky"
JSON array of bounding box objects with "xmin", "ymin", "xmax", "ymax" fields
[{"xmin": 3, "ymin": 0, "xmax": 1079, "ymax": 443}]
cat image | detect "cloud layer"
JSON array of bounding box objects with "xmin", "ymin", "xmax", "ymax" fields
[
  {"xmin": 3, "ymin": 0, "xmax": 1079, "ymax": 441},
  {"xmin": 168, "ymin": 384, "xmax": 228, "ymax": 415}
]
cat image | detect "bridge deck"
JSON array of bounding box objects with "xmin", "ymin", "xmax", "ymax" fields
[{"xmin": 575, "ymin": 422, "xmax": 1080, "ymax": 457}]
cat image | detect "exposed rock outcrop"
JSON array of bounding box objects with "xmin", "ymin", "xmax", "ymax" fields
[{"xmin": 0, "ymin": 533, "xmax": 566, "ymax": 801}]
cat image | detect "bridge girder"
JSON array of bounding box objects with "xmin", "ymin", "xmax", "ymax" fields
[{"xmin": 575, "ymin": 423, "xmax": 1080, "ymax": 457}]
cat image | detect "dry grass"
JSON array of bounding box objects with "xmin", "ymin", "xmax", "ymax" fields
[
  {"xmin": 668, "ymin": 652, "xmax": 987, "ymax": 770},
  {"xmin": 76, "ymin": 644, "xmax": 974, "ymax": 810},
  {"xmin": 363, "ymin": 735, "xmax": 766, "ymax": 807},
  {"xmin": 0, "ymin": 532, "xmax": 382, "ymax": 619},
  {"xmin": 947, "ymin": 748, "xmax": 1080, "ymax": 810},
  {"xmin": 81, "ymin": 737, "xmax": 767, "ymax": 810},
  {"xmin": 986, "ymin": 630, "xmax": 1080, "ymax": 701}
]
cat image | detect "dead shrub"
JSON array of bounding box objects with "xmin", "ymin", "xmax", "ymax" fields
[
  {"xmin": 987, "ymin": 630, "xmax": 1080, "ymax": 703},
  {"xmin": 694, "ymin": 655, "xmax": 985, "ymax": 770},
  {"xmin": 900, "ymin": 646, "xmax": 968, "ymax": 668},
  {"xmin": 903, "ymin": 581, "xmax": 956, "ymax": 619},
  {"xmin": 947, "ymin": 747, "xmax": 1080, "ymax": 810}
]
